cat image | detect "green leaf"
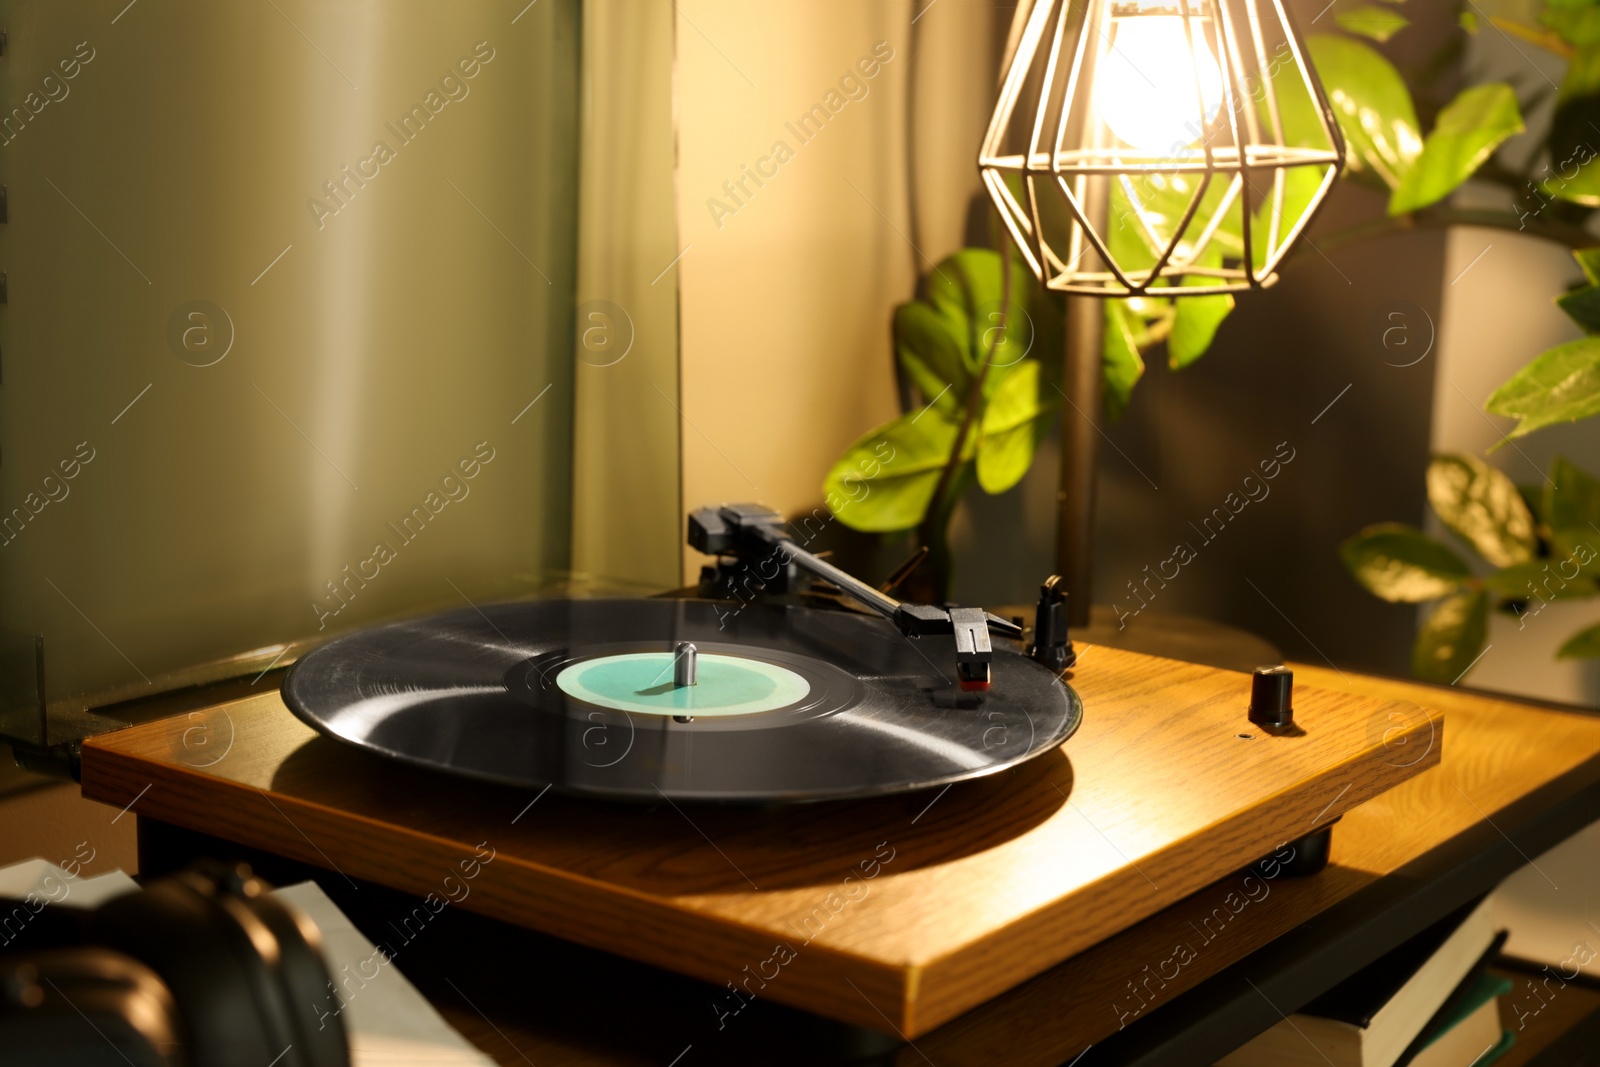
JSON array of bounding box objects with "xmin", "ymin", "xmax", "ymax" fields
[
  {"xmin": 1106, "ymin": 179, "xmax": 1157, "ymax": 278},
  {"xmin": 1341, "ymin": 523, "xmax": 1473, "ymax": 602},
  {"xmin": 1545, "ymin": 455, "xmax": 1600, "ymax": 568},
  {"xmin": 1389, "ymin": 84, "xmax": 1524, "ymax": 215},
  {"xmin": 1484, "ymin": 337, "xmax": 1600, "ymax": 440},
  {"xmin": 924, "ymin": 249, "xmax": 1031, "ymax": 377},
  {"xmin": 1260, "ymin": 49, "xmax": 1337, "ymax": 160},
  {"xmin": 1109, "ymin": 171, "xmax": 1243, "ymax": 280},
  {"xmin": 1335, "ymin": 5, "xmax": 1410, "ymax": 42},
  {"xmin": 1483, "ymin": 560, "xmax": 1598, "ymax": 599},
  {"xmin": 1557, "ymin": 284, "xmax": 1600, "ymax": 333},
  {"xmin": 1103, "ymin": 300, "xmax": 1146, "ymax": 421},
  {"xmin": 1562, "ymin": 40, "xmax": 1600, "ymax": 88},
  {"xmin": 1169, "ymin": 291, "xmax": 1233, "ymax": 369},
  {"xmin": 1548, "ymin": 455, "xmax": 1600, "ymax": 531},
  {"xmin": 977, "ymin": 361, "xmax": 1058, "ymax": 494},
  {"xmin": 1107, "ymin": 179, "xmax": 1157, "ymax": 278},
  {"xmin": 1308, "ymin": 35, "xmax": 1423, "ymax": 189},
  {"xmin": 1412, "ymin": 590, "xmax": 1489, "ymax": 683},
  {"xmin": 1425, "ymin": 454, "xmax": 1537, "ymax": 566},
  {"xmin": 1558, "ymin": 622, "xmax": 1600, "ymax": 658},
  {"xmin": 1169, "ymin": 246, "xmax": 1235, "ymax": 369},
  {"xmin": 1518, "ymin": 483, "xmax": 1544, "ymax": 525},
  {"xmin": 1248, "ymin": 57, "xmax": 1338, "ymax": 272},
  {"xmin": 897, "ymin": 249, "xmax": 1043, "ymax": 415},
  {"xmin": 1541, "ymin": 154, "xmax": 1600, "ymax": 207},
  {"xmin": 1576, "ymin": 248, "xmax": 1600, "ymax": 286},
  {"xmin": 1250, "ymin": 165, "xmax": 1332, "ymax": 271},
  {"xmin": 822, "ymin": 411, "xmax": 970, "ymax": 533},
  {"xmin": 895, "ymin": 302, "xmax": 967, "ymax": 417},
  {"xmin": 1544, "ymin": 3, "xmax": 1600, "ymax": 46}
]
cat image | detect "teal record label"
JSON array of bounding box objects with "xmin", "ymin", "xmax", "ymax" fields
[{"xmin": 555, "ymin": 652, "xmax": 811, "ymax": 716}]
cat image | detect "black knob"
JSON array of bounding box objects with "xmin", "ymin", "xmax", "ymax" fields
[{"xmin": 1249, "ymin": 665, "xmax": 1294, "ymax": 728}]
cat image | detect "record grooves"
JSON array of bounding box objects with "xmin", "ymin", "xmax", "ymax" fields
[{"xmin": 282, "ymin": 599, "xmax": 1081, "ymax": 803}]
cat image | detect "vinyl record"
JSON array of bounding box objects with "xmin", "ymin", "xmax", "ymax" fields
[{"xmin": 281, "ymin": 598, "xmax": 1081, "ymax": 803}]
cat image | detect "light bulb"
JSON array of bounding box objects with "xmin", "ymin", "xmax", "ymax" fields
[{"xmin": 1099, "ymin": 6, "xmax": 1224, "ymax": 154}]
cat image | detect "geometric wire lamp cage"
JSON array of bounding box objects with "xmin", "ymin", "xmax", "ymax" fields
[{"xmin": 980, "ymin": 0, "xmax": 1346, "ymax": 296}]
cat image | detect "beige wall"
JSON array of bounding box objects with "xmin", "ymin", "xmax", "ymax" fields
[
  {"xmin": 0, "ymin": 0, "xmax": 581, "ymax": 703},
  {"xmin": 570, "ymin": 0, "xmax": 684, "ymax": 590},
  {"xmin": 673, "ymin": 0, "xmax": 1003, "ymax": 580}
]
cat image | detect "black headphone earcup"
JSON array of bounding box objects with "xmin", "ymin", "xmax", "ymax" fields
[
  {"xmin": 89, "ymin": 870, "xmax": 291, "ymax": 1066},
  {"xmin": 0, "ymin": 947, "xmax": 183, "ymax": 1066},
  {"xmin": 226, "ymin": 880, "xmax": 350, "ymax": 1067},
  {"xmin": 1, "ymin": 862, "xmax": 350, "ymax": 1067}
]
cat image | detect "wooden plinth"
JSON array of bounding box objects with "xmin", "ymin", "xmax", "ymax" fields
[{"xmin": 80, "ymin": 645, "xmax": 1438, "ymax": 1037}]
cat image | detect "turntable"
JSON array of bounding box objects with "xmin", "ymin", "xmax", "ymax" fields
[
  {"xmin": 279, "ymin": 503, "xmax": 1082, "ymax": 803},
  {"xmin": 80, "ymin": 502, "xmax": 1446, "ymax": 1042}
]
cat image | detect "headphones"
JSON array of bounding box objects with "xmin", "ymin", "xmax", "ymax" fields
[{"xmin": 0, "ymin": 860, "xmax": 349, "ymax": 1067}]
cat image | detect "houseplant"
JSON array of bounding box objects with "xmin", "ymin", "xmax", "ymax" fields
[
  {"xmin": 1343, "ymin": 249, "xmax": 1600, "ymax": 682},
  {"xmin": 823, "ymin": 0, "xmax": 1597, "ymax": 598}
]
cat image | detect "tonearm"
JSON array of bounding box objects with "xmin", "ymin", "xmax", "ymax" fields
[{"xmin": 688, "ymin": 503, "xmax": 1074, "ymax": 691}]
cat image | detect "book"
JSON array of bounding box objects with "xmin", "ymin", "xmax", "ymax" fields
[
  {"xmin": 1218, "ymin": 897, "xmax": 1499, "ymax": 1067},
  {"xmin": 1408, "ymin": 970, "xmax": 1512, "ymax": 1067},
  {"xmin": 1486, "ymin": 821, "xmax": 1600, "ymax": 979}
]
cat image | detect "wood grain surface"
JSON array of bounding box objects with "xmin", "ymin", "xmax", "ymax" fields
[
  {"xmin": 900, "ymin": 667, "xmax": 1600, "ymax": 1067},
  {"xmin": 80, "ymin": 645, "xmax": 1439, "ymax": 1036}
]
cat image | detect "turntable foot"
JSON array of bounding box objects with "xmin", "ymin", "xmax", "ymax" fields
[
  {"xmin": 957, "ymin": 661, "xmax": 991, "ymax": 692},
  {"xmin": 1252, "ymin": 820, "xmax": 1339, "ymax": 878}
]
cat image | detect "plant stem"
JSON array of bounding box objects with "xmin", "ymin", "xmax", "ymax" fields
[
  {"xmin": 1487, "ymin": 16, "xmax": 1575, "ymax": 61},
  {"xmin": 917, "ymin": 256, "xmax": 1013, "ymax": 597}
]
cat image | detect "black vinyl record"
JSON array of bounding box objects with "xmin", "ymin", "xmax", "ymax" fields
[{"xmin": 281, "ymin": 599, "xmax": 1081, "ymax": 803}]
